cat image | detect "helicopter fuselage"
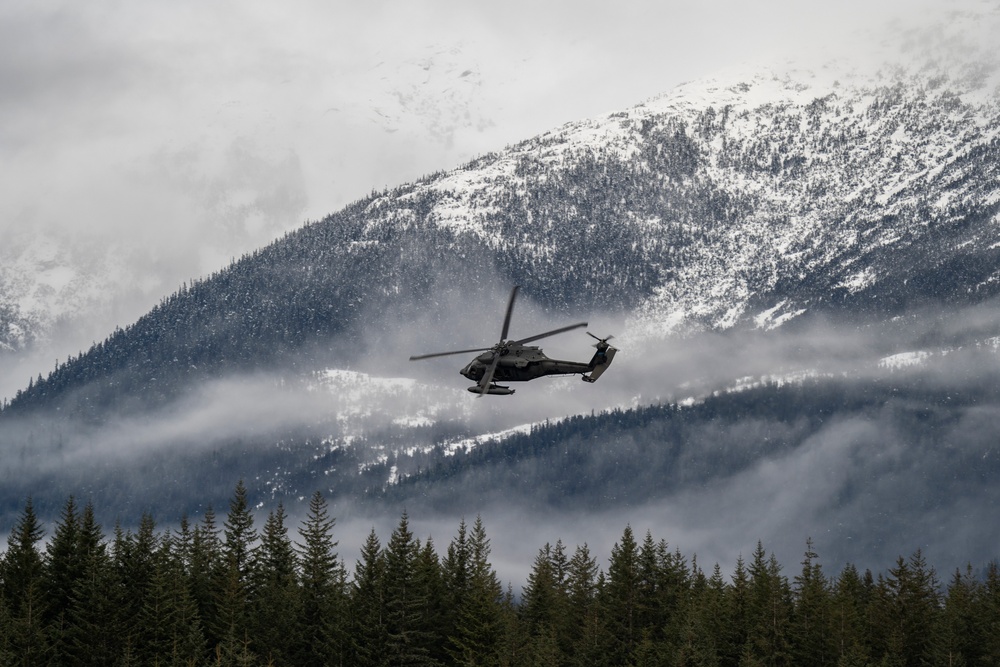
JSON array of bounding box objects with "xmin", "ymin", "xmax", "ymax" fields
[{"xmin": 460, "ymin": 342, "xmax": 595, "ymax": 384}]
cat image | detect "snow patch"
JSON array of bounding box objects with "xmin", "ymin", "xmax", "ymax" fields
[
  {"xmin": 878, "ymin": 351, "xmax": 931, "ymax": 370},
  {"xmin": 441, "ymin": 422, "xmax": 538, "ymax": 456}
]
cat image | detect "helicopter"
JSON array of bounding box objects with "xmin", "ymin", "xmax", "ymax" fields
[{"xmin": 409, "ymin": 286, "xmax": 617, "ymax": 396}]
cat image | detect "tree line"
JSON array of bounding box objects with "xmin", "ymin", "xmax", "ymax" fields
[{"xmin": 2, "ymin": 483, "xmax": 999, "ymax": 666}]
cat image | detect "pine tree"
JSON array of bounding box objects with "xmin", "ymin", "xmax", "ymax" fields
[
  {"xmin": 2, "ymin": 497, "xmax": 45, "ymax": 613},
  {"xmin": 829, "ymin": 564, "xmax": 870, "ymax": 664},
  {"xmin": 113, "ymin": 512, "xmax": 159, "ymax": 657},
  {"xmin": 63, "ymin": 502, "xmax": 122, "ymax": 665},
  {"xmin": 212, "ymin": 481, "xmax": 259, "ymax": 660},
  {"xmin": 190, "ymin": 505, "xmax": 222, "ymax": 651},
  {"xmin": 296, "ymin": 491, "xmax": 347, "ymax": 666},
  {"xmin": 222, "ymin": 480, "xmax": 258, "ymax": 584},
  {"xmin": 383, "ymin": 511, "xmax": 435, "ymax": 665},
  {"xmin": 789, "ymin": 539, "xmax": 834, "ymax": 666},
  {"xmin": 1, "ymin": 498, "xmax": 48, "ymax": 666},
  {"xmin": 351, "ymin": 527, "xmax": 388, "ymax": 667},
  {"xmin": 602, "ymin": 524, "xmax": 641, "ymax": 666},
  {"xmin": 982, "ymin": 561, "xmax": 1000, "ymax": 665},
  {"xmin": 722, "ymin": 554, "xmax": 751, "ymax": 667},
  {"xmin": 497, "ymin": 584, "xmax": 525, "ymax": 667},
  {"xmin": 252, "ymin": 503, "xmax": 301, "ymax": 665},
  {"xmin": 745, "ymin": 544, "xmax": 792, "ymax": 667},
  {"xmin": 448, "ymin": 515, "xmax": 504, "ymax": 667},
  {"xmin": 136, "ymin": 535, "xmax": 206, "ymax": 665},
  {"xmin": 415, "ymin": 536, "xmax": 448, "ymax": 665},
  {"xmin": 654, "ymin": 541, "xmax": 691, "ymax": 656},
  {"xmin": 940, "ymin": 565, "xmax": 985, "ymax": 667},
  {"xmin": 636, "ymin": 531, "xmax": 662, "ymax": 638},
  {"xmin": 521, "ymin": 543, "xmax": 560, "ymax": 639},
  {"xmin": 441, "ymin": 517, "xmax": 471, "ymax": 651},
  {"xmin": 565, "ymin": 542, "xmax": 602, "ymax": 666},
  {"xmin": 42, "ymin": 495, "xmax": 81, "ymax": 641},
  {"xmin": 174, "ymin": 513, "xmax": 194, "ymax": 574},
  {"xmin": 905, "ymin": 550, "xmax": 943, "ymax": 665},
  {"xmin": 872, "ymin": 551, "xmax": 943, "ymax": 667},
  {"xmin": 674, "ymin": 562, "xmax": 724, "ymax": 667},
  {"xmin": 867, "ymin": 572, "xmax": 898, "ymax": 664}
]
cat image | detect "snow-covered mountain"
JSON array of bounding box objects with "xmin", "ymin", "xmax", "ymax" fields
[{"xmin": 376, "ymin": 47, "xmax": 1000, "ymax": 338}]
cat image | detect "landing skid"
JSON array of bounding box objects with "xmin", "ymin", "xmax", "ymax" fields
[{"xmin": 468, "ymin": 384, "xmax": 515, "ymax": 396}]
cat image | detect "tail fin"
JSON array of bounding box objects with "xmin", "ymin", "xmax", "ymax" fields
[{"xmin": 582, "ymin": 343, "xmax": 616, "ymax": 383}]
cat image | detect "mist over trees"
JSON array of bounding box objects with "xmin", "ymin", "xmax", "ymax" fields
[
  {"xmin": 2, "ymin": 486, "xmax": 999, "ymax": 666},
  {"xmin": 2, "ymin": 362, "xmax": 1000, "ymax": 579}
]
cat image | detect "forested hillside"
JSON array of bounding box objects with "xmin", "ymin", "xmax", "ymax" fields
[{"xmin": 2, "ymin": 485, "xmax": 999, "ymax": 666}]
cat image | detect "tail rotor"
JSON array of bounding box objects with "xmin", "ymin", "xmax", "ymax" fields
[{"xmin": 587, "ymin": 332, "xmax": 615, "ymax": 350}]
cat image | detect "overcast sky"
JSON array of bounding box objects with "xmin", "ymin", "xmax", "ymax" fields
[{"xmin": 2, "ymin": 0, "xmax": 926, "ymax": 237}]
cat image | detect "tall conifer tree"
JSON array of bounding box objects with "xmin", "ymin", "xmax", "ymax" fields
[
  {"xmin": 296, "ymin": 491, "xmax": 347, "ymax": 665},
  {"xmin": 789, "ymin": 539, "xmax": 834, "ymax": 666},
  {"xmin": 253, "ymin": 503, "xmax": 301, "ymax": 665},
  {"xmin": 522, "ymin": 543, "xmax": 560, "ymax": 639},
  {"xmin": 940, "ymin": 565, "xmax": 985, "ymax": 666},
  {"xmin": 442, "ymin": 517, "xmax": 470, "ymax": 649},
  {"xmin": 448, "ymin": 516, "xmax": 503, "ymax": 667},
  {"xmin": 829, "ymin": 564, "xmax": 870, "ymax": 664},
  {"xmin": 2, "ymin": 498, "xmax": 47, "ymax": 665},
  {"xmin": 602, "ymin": 524, "xmax": 640, "ymax": 665},
  {"xmin": 136, "ymin": 535, "xmax": 206, "ymax": 665},
  {"xmin": 723, "ymin": 554, "xmax": 751, "ymax": 666},
  {"xmin": 63, "ymin": 502, "xmax": 121, "ymax": 665},
  {"xmin": 565, "ymin": 543, "xmax": 605, "ymax": 667},
  {"xmin": 745, "ymin": 543, "xmax": 792, "ymax": 666},
  {"xmin": 190, "ymin": 505, "xmax": 222, "ymax": 651},
  {"xmin": 415, "ymin": 536, "xmax": 448, "ymax": 665},
  {"xmin": 42, "ymin": 495, "xmax": 80, "ymax": 633},
  {"xmin": 351, "ymin": 528, "xmax": 388, "ymax": 667},
  {"xmin": 213, "ymin": 481, "xmax": 259, "ymax": 661},
  {"xmin": 982, "ymin": 561, "xmax": 1000, "ymax": 664},
  {"xmin": 383, "ymin": 511, "xmax": 435, "ymax": 665}
]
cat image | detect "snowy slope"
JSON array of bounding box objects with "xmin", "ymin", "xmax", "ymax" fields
[
  {"xmin": 362, "ymin": 43, "xmax": 1000, "ymax": 338},
  {"xmin": 318, "ymin": 8, "xmax": 989, "ymax": 341}
]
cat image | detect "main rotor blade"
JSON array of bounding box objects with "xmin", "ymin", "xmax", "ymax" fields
[
  {"xmin": 500, "ymin": 285, "xmax": 520, "ymax": 342},
  {"xmin": 409, "ymin": 347, "xmax": 491, "ymax": 361},
  {"xmin": 477, "ymin": 354, "xmax": 502, "ymax": 397},
  {"xmin": 514, "ymin": 321, "xmax": 589, "ymax": 345}
]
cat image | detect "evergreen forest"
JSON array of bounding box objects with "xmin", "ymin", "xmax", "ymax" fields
[{"xmin": 2, "ymin": 483, "xmax": 999, "ymax": 667}]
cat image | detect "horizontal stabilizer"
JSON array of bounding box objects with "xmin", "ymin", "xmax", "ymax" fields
[{"xmin": 582, "ymin": 346, "xmax": 616, "ymax": 383}]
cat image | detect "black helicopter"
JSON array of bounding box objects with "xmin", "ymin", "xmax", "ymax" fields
[{"xmin": 409, "ymin": 286, "xmax": 617, "ymax": 396}]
